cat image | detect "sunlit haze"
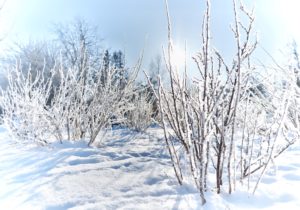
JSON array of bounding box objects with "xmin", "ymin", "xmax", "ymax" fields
[{"xmin": 0, "ymin": 0, "xmax": 299, "ymax": 68}]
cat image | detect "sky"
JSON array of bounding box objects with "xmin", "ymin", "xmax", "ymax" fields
[{"xmin": 0, "ymin": 0, "xmax": 299, "ymax": 70}]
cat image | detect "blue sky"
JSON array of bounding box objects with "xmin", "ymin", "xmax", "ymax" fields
[{"xmin": 0, "ymin": 0, "xmax": 299, "ymax": 69}]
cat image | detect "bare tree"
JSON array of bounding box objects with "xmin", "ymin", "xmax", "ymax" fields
[
  {"xmin": 54, "ymin": 18, "xmax": 102, "ymax": 71},
  {"xmin": 52, "ymin": 18, "xmax": 103, "ymax": 139}
]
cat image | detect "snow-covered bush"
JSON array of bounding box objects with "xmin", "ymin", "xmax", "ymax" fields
[
  {"xmin": 152, "ymin": 0, "xmax": 299, "ymax": 205},
  {"xmin": 84, "ymin": 63, "xmax": 139, "ymax": 146},
  {"xmin": 235, "ymin": 70, "xmax": 298, "ymax": 192},
  {"xmin": 126, "ymin": 87, "xmax": 155, "ymax": 132},
  {"xmin": 0, "ymin": 63, "xmax": 55, "ymax": 145},
  {"xmin": 0, "ymin": 53, "xmax": 140, "ymax": 146}
]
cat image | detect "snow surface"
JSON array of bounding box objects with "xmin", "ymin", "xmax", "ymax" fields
[{"xmin": 0, "ymin": 126, "xmax": 300, "ymax": 210}]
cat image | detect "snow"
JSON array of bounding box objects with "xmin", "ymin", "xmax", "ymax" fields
[{"xmin": 0, "ymin": 126, "xmax": 300, "ymax": 210}]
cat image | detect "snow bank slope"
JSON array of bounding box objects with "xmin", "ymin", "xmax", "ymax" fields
[
  {"xmin": 223, "ymin": 144, "xmax": 300, "ymax": 210},
  {"xmin": 0, "ymin": 128, "xmax": 201, "ymax": 209},
  {"xmin": 0, "ymin": 126, "xmax": 300, "ymax": 210}
]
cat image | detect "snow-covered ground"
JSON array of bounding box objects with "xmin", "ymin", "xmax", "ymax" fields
[{"xmin": 0, "ymin": 126, "xmax": 300, "ymax": 210}]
